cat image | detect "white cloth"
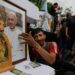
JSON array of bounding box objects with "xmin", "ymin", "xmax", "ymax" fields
[
  {"xmin": 4, "ymin": 26, "xmax": 25, "ymax": 62},
  {"xmin": 15, "ymin": 60, "xmax": 55, "ymax": 75},
  {"xmin": 0, "ymin": 60, "xmax": 55, "ymax": 75}
]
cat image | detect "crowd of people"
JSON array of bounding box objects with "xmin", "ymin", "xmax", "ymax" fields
[{"xmin": 27, "ymin": 2, "xmax": 75, "ymax": 75}]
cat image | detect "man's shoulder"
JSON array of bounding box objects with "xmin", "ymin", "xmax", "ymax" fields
[
  {"xmin": 45, "ymin": 42, "xmax": 57, "ymax": 46},
  {"xmin": 15, "ymin": 27, "xmax": 22, "ymax": 33}
]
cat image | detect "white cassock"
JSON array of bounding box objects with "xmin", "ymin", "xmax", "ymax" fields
[{"xmin": 4, "ymin": 26, "xmax": 25, "ymax": 62}]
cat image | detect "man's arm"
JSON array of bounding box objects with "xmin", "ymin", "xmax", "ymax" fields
[
  {"xmin": 20, "ymin": 32, "xmax": 57, "ymax": 65},
  {"xmin": 65, "ymin": 26, "xmax": 69, "ymax": 38},
  {"xmin": 35, "ymin": 44, "xmax": 57, "ymax": 65}
]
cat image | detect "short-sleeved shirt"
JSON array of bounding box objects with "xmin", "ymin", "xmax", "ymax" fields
[
  {"xmin": 49, "ymin": 42, "xmax": 58, "ymax": 53},
  {"xmin": 66, "ymin": 16, "xmax": 75, "ymax": 37},
  {"xmin": 29, "ymin": 42, "xmax": 61, "ymax": 65}
]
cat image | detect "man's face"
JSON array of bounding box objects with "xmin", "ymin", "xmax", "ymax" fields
[
  {"xmin": 7, "ymin": 14, "xmax": 17, "ymax": 29},
  {"xmin": 33, "ymin": 31, "xmax": 46, "ymax": 46}
]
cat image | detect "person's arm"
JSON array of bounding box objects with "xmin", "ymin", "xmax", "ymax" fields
[
  {"xmin": 35, "ymin": 44, "xmax": 57, "ymax": 65},
  {"xmin": 20, "ymin": 32, "xmax": 57, "ymax": 65},
  {"xmin": 48, "ymin": 19, "xmax": 52, "ymax": 29},
  {"xmin": 66, "ymin": 19, "xmax": 70, "ymax": 38}
]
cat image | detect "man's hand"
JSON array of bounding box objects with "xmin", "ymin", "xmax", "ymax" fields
[{"xmin": 19, "ymin": 32, "xmax": 39, "ymax": 48}]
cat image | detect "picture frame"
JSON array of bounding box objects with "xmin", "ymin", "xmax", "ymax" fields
[{"xmin": 0, "ymin": 0, "xmax": 27, "ymax": 64}]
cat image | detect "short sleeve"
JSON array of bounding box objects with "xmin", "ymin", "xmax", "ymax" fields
[{"xmin": 49, "ymin": 42, "xmax": 58, "ymax": 54}]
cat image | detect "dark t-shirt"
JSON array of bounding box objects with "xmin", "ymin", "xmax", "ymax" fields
[
  {"xmin": 49, "ymin": 6, "xmax": 56, "ymax": 17},
  {"xmin": 67, "ymin": 16, "xmax": 75, "ymax": 37}
]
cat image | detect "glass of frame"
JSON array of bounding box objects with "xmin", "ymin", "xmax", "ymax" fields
[{"xmin": 0, "ymin": 0, "xmax": 27, "ymax": 64}]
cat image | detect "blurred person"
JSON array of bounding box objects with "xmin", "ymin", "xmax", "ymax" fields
[
  {"xmin": 66, "ymin": 13, "xmax": 75, "ymax": 49},
  {"xmin": 49, "ymin": 2, "xmax": 59, "ymax": 17},
  {"xmin": 53, "ymin": 14, "xmax": 62, "ymax": 31}
]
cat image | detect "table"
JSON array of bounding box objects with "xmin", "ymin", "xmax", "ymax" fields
[{"xmin": 0, "ymin": 60, "xmax": 55, "ymax": 75}]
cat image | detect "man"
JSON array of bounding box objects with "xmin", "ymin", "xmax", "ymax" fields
[
  {"xmin": 20, "ymin": 28, "xmax": 75, "ymax": 75},
  {"xmin": 49, "ymin": 2, "xmax": 59, "ymax": 17},
  {"xmin": 66, "ymin": 14, "xmax": 75, "ymax": 49},
  {"xmin": 20, "ymin": 28, "xmax": 60, "ymax": 66},
  {"xmin": 4, "ymin": 11, "xmax": 23, "ymax": 62}
]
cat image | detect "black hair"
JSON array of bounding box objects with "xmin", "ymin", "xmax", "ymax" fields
[
  {"xmin": 66, "ymin": 12, "xmax": 71, "ymax": 18},
  {"xmin": 31, "ymin": 28, "xmax": 45, "ymax": 36},
  {"xmin": 53, "ymin": 2, "xmax": 58, "ymax": 6}
]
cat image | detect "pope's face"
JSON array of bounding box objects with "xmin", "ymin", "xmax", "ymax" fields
[{"xmin": 7, "ymin": 14, "xmax": 17, "ymax": 29}]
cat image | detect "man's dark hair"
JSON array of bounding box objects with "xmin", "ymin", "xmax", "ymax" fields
[
  {"xmin": 53, "ymin": 2, "xmax": 58, "ymax": 6},
  {"xmin": 31, "ymin": 28, "xmax": 45, "ymax": 36}
]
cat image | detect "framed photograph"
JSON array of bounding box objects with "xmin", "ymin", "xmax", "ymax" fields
[{"xmin": 0, "ymin": 0, "xmax": 27, "ymax": 64}]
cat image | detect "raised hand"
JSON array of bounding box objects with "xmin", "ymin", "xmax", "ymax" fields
[{"xmin": 19, "ymin": 32, "xmax": 38, "ymax": 48}]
